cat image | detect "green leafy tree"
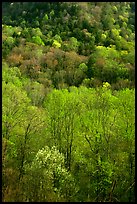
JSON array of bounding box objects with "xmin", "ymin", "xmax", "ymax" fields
[
  {"xmin": 44, "ymin": 89, "xmax": 82, "ymax": 171},
  {"xmin": 31, "ymin": 36, "xmax": 45, "ymax": 46}
]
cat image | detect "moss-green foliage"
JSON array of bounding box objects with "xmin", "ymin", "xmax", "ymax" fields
[{"xmin": 2, "ymin": 2, "xmax": 135, "ymax": 202}]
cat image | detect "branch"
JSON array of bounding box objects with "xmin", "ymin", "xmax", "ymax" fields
[{"xmin": 125, "ymin": 181, "xmax": 135, "ymax": 193}]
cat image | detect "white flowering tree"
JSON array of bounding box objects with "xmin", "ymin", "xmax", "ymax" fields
[{"xmin": 24, "ymin": 146, "xmax": 78, "ymax": 202}]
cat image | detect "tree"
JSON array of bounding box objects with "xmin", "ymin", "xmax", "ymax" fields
[
  {"xmin": 24, "ymin": 145, "xmax": 78, "ymax": 202},
  {"xmin": 2, "ymin": 64, "xmax": 47, "ymax": 201},
  {"xmin": 112, "ymin": 88, "xmax": 135, "ymax": 201},
  {"xmin": 31, "ymin": 36, "xmax": 45, "ymax": 46},
  {"xmin": 44, "ymin": 89, "xmax": 82, "ymax": 171},
  {"xmin": 23, "ymin": 80, "xmax": 46, "ymax": 106}
]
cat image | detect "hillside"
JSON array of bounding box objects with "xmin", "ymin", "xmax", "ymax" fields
[
  {"xmin": 2, "ymin": 2, "xmax": 135, "ymax": 89},
  {"xmin": 2, "ymin": 2, "xmax": 135, "ymax": 202}
]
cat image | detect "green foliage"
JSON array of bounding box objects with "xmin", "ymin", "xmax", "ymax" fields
[
  {"xmin": 52, "ymin": 39, "xmax": 61, "ymax": 48},
  {"xmin": 2, "ymin": 2, "xmax": 135, "ymax": 88},
  {"xmin": 3, "ymin": 63, "xmax": 22, "ymax": 87},
  {"xmin": 43, "ymin": 14, "xmax": 48, "ymax": 21},
  {"xmin": 79, "ymin": 62, "xmax": 88, "ymax": 72},
  {"xmin": 23, "ymin": 80, "xmax": 45, "ymax": 106},
  {"xmin": 2, "ymin": 2, "xmax": 135, "ymax": 202},
  {"xmin": 31, "ymin": 36, "xmax": 44, "ymax": 46}
]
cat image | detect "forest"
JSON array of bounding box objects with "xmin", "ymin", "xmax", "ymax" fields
[{"xmin": 2, "ymin": 2, "xmax": 135, "ymax": 202}]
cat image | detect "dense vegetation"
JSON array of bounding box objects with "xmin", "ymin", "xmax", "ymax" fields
[{"xmin": 2, "ymin": 2, "xmax": 135, "ymax": 202}]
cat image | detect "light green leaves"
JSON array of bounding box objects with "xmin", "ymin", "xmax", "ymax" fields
[
  {"xmin": 52, "ymin": 40, "xmax": 61, "ymax": 48},
  {"xmin": 32, "ymin": 36, "xmax": 45, "ymax": 46}
]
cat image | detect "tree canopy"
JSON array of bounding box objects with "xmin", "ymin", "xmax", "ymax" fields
[{"xmin": 2, "ymin": 2, "xmax": 135, "ymax": 202}]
